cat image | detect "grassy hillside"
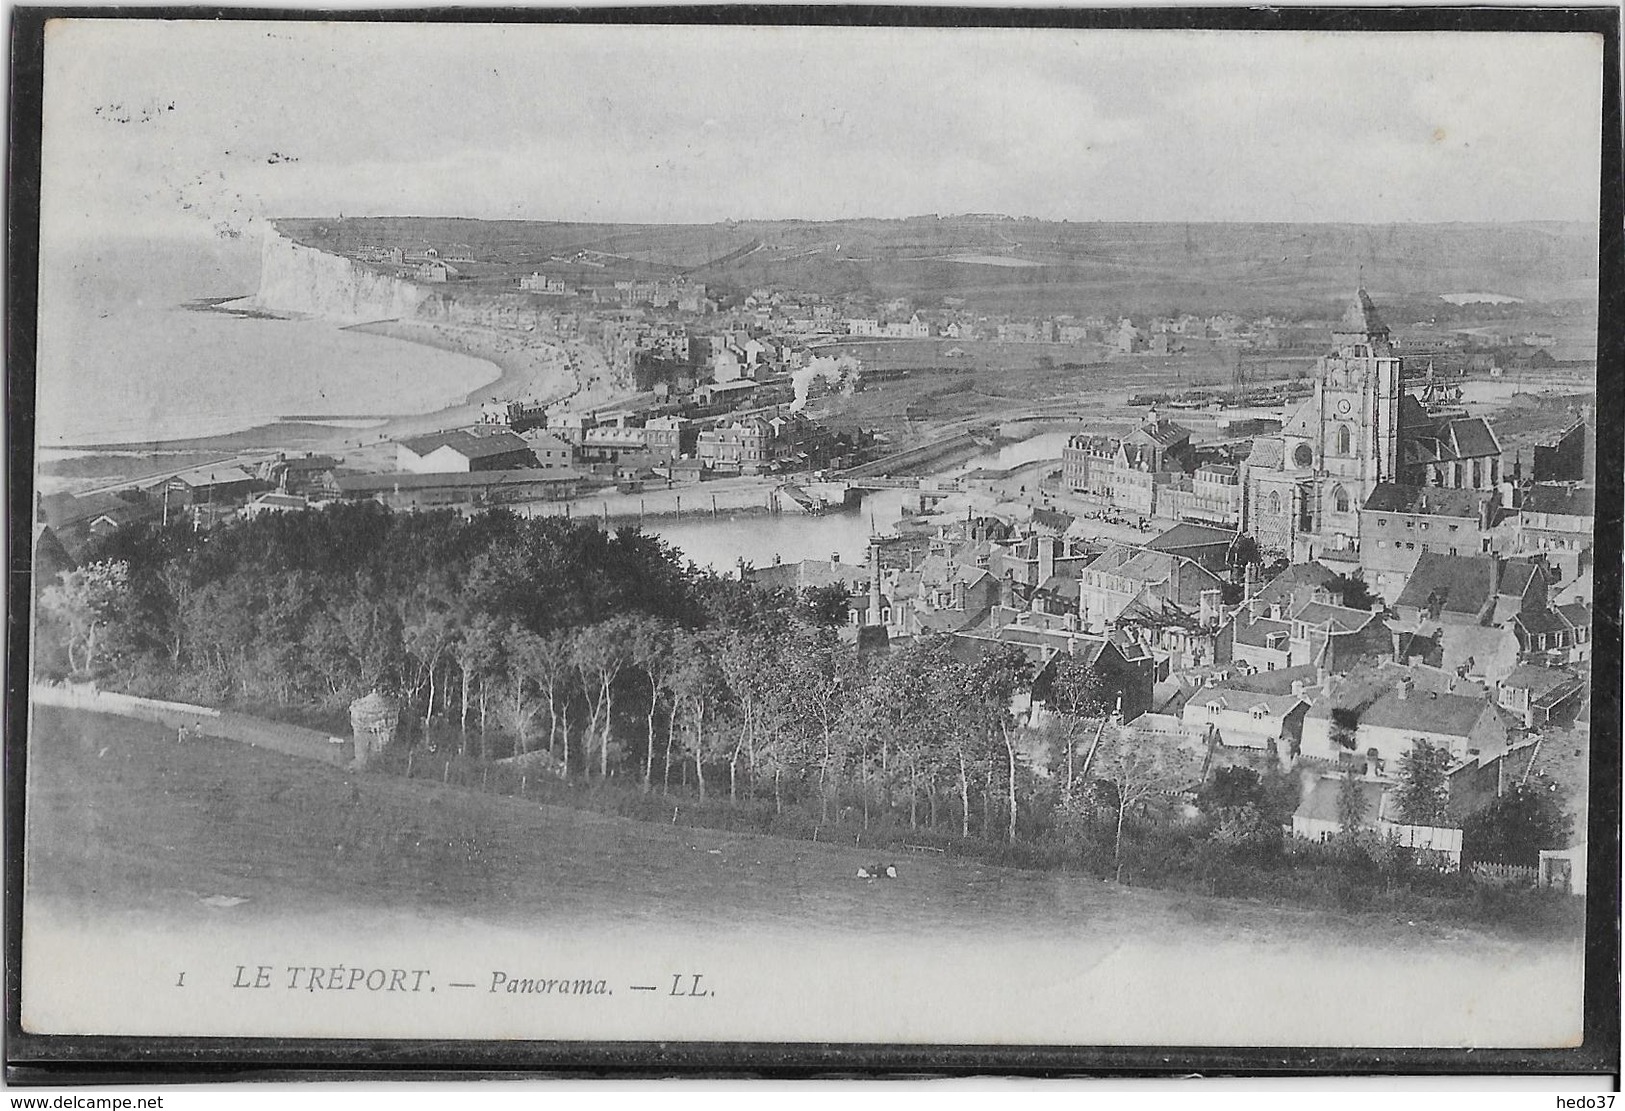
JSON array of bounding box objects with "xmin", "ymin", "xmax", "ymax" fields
[
  {"xmin": 275, "ymin": 215, "xmax": 1598, "ymax": 315},
  {"xmin": 26, "ymin": 705, "xmax": 1577, "ymax": 946}
]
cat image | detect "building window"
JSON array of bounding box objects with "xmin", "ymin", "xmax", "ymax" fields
[
  {"xmin": 1268, "ymin": 491, "xmax": 1281, "ymax": 515},
  {"xmin": 1335, "ymin": 425, "xmax": 1352, "ymax": 455},
  {"xmin": 1472, "ymin": 459, "xmax": 1483, "ymax": 487},
  {"xmin": 1405, "ymin": 520, "xmax": 1414, "ymax": 529},
  {"xmin": 1449, "ymin": 524, "xmax": 1459, "ymax": 532},
  {"xmin": 1378, "ymin": 517, "xmax": 1388, "ymax": 527},
  {"xmin": 1332, "ymin": 485, "xmax": 1350, "ymax": 513}
]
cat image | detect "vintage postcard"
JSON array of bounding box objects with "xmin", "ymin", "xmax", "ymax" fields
[{"xmin": 12, "ymin": 14, "xmax": 1610, "ymax": 1062}]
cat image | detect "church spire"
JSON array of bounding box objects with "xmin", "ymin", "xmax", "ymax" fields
[{"xmin": 1333, "ymin": 287, "xmax": 1392, "ymax": 355}]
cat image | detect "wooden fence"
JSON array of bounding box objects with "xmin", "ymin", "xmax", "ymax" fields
[{"xmin": 1469, "ymin": 861, "xmax": 1539, "ymax": 886}]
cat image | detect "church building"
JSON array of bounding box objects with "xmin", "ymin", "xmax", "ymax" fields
[{"xmin": 1243, "ymin": 289, "xmax": 1501, "ymax": 565}]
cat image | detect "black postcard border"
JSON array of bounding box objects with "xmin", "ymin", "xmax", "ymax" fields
[{"xmin": 5, "ymin": 3, "xmax": 1620, "ymax": 1083}]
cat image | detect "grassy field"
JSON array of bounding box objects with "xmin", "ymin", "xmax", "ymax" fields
[
  {"xmin": 23, "ymin": 704, "xmax": 1570, "ymax": 953},
  {"xmin": 21, "ymin": 705, "xmax": 1589, "ymax": 1047}
]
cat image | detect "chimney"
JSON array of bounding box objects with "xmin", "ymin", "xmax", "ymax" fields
[
  {"xmin": 1243, "ymin": 561, "xmax": 1260, "ymax": 603},
  {"xmin": 1395, "ymin": 675, "xmax": 1413, "ymax": 699},
  {"xmin": 1479, "ymin": 493, "xmax": 1494, "ymax": 532},
  {"xmin": 1291, "ymin": 679, "xmax": 1305, "ymax": 697},
  {"xmin": 1038, "ymin": 534, "xmax": 1057, "ymax": 585},
  {"xmin": 1318, "ymin": 665, "xmax": 1332, "ymax": 693}
]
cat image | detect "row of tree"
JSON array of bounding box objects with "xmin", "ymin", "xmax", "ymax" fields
[{"xmin": 41, "ymin": 506, "xmax": 1167, "ymax": 849}]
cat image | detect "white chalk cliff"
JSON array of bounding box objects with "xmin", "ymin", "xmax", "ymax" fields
[{"xmin": 252, "ymin": 229, "xmax": 430, "ymax": 324}]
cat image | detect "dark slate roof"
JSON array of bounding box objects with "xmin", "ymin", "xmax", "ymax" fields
[
  {"xmin": 1524, "ymin": 484, "xmax": 1596, "ymax": 518},
  {"xmin": 1246, "ymin": 437, "xmax": 1285, "ymax": 469},
  {"xmin": 1361, "ymin": 482, "xmax": 1487, "ymax": 519},
  {"xmin": 1233, "ymin": 615, "xmax": 1291, "ymax": 648},
  {"xmin": 1443, "ymin": 417, "xmax": 1500, "ymax": 460},
  {"xmin": 1501, "ymin": 664, "xmax": 1580, "ymax": 698},
  {"xmin": 1359, "ymin": 689, "xmax": 1493, "ymax": 738},
  {"xmin": 1134, "ymin": 419, "xmax": 1193, "ymax": 448},
  {"xmin": 1255, "ymin": 561, "xmax": 1340, "ymax": 606},
  {"xmin": 1189, "ymin": 687, "xmax": 1308, "ymax": 719},
  {"xmin": 1401, "ymin": 439, "xmax": 1441, "ymax": 466},
  {"xmin": 1394, "ymin": 553, "xmax": 1497, "ymax": 616},
  {"xmin": 1497, "ymin": 559, "xmax": 1544, "ymax": 599},
  {"xmin": 1221, "ymin": 664, "xmax": 1319, "ymax": 695},
  {"xmin": 1532, "ymin": 677, "xmax": 1587, "ymax": 711},
  {"xmin": 335, "ymin": 468, "xmax": 582, "ymax": 493},
  {"xmin": 1290, "ymin": 600, "xmax": 1377, "ymax": 634},
  {"xmin": 1513, "ymin": 608, "xmax": 1568, "ymax": 637},
  {"xmin": 1145, "ymin": 522, "xmax": 1235, "ymax": 552},
  {"xmin": 38, "ymin": 490, "xmax": 148, "ymax": 530},
  {"xmin": 1039, "ymin": 574, "xmax": 1081, "ymax": 600},
  {"xmin": 1398, "ymin": 393, "xmax": 1433, "ymax": 431},
  {"xmin": 1556, "ymin": 602, "xmax": 1592, "ymax": 629},
  {"xmin": 398, "ymin": 430, "xmax": 533, "ymax": 460}
]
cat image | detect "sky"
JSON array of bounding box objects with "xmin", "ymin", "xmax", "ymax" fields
[{"xmin": 39, "ymin": 20, "xmax": 1605, "ymax": 237}]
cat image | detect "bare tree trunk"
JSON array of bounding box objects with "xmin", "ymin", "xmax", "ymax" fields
[
  {"xmin": 598, "ymin": 679, "xmax": 613, "ymax": 779},
  {"xmin": 644, "ymin": 678, "xmax": 659, "ymax": 791},
  {"xmin": 426, "ymin": 665, "xmax": 437, "ymax": 728},
  {"xmin": 662, "ymin": 704, "xmax": 678, "ymax": 794},
  {"xmin": 560, "ymin": 700, "xmax": 571, "ymax": 780},
  {"xmin": 692, "ymin": 701, "xmax": 706, "ymax": 802},
  {"xmin": 983, "ymin": 753, "xmax": 995, "ymax": 835},
  {"xmin": 1115, "ymin": 793, "xmax": 1128, "ymax": 882},
  {"xmin": 1004, "ymin": 729, "xmax": 1018, "ymax": 843},
  {"xmin": 959, "ymin": 753, "xmax": 971, "ymax": 839},
  {"xmin": 908, "ymin": 765, "xmax": 919, "ymax": 828}
]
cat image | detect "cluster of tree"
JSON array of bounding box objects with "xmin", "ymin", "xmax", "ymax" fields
[{"xmin": 40, "ymin": 505, "xmax": 1160, "ymax": 849}]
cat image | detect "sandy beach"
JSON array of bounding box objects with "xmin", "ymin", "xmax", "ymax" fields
[{"xmin": 350, "ymin": 320, "xmax": 582, "ymax": 437}]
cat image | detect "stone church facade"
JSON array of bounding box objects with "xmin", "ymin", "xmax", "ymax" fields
[
  {"xmin": 1243, "ymin": 289, "xmax": 1503, "ymax": 565},
  {"xmin": 1244, "ymin": 290, "xmax": 1403, "ymax": 563}
]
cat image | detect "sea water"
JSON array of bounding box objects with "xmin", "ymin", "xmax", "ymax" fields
[{"xmin": 33, "ymin": 230, "xmax": 501, "ymax": 448}]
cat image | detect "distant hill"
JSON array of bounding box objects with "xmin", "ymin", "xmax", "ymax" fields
[{"xmin": 274, "ymin": 215, "xmax": 1598, "ymax": 317}]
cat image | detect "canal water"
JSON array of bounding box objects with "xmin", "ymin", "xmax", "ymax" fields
[
  {"xmin": 645, "ymin": 432, "xmax": 1074, "ymax": 573},
  {"xmin": 645, "ymin": 487, "xmax": 918, "ymax": 573}
]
